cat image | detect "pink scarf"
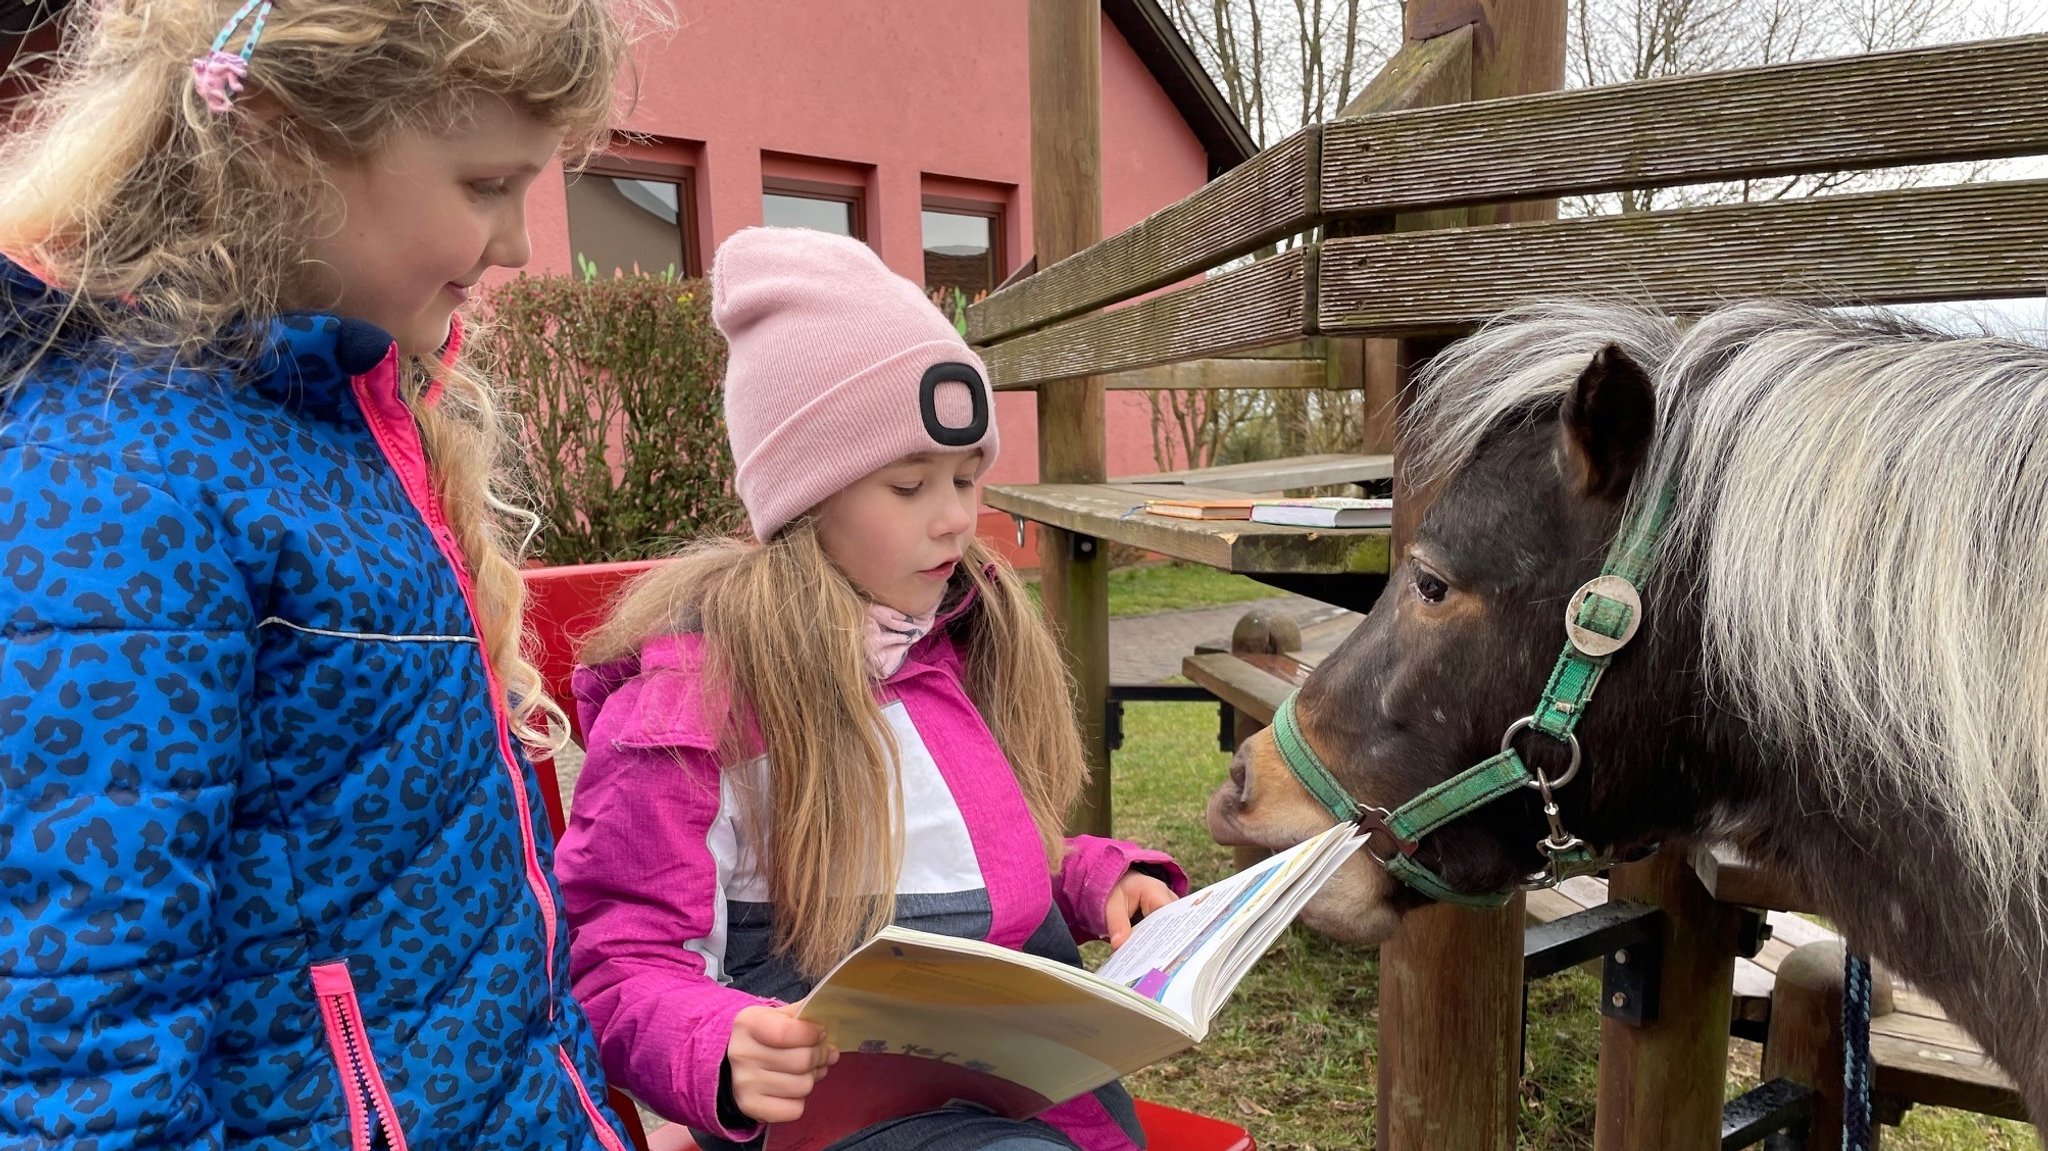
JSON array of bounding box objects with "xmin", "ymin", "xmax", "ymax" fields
[{"xmin": 863, "ymin": 602, "xmax": 937, "ymax": 679}]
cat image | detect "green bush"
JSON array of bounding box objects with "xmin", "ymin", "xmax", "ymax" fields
[{"xmin": 485, "ymin": 272, "xmax": 740, "ymax": 565}]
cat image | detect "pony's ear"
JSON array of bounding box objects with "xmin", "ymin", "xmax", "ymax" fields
[{"xmin": 1559, "ymin": 344, "xmax": 1655, "ymax": 499}]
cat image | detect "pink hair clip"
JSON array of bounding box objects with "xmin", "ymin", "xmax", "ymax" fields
[{"xmin": 191, "ymin": 0, "xmax": 273, "ymax": 115}]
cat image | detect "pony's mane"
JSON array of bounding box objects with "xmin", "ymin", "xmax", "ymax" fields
[{"xmin": 1409, "ymin": 298, "xmax": 2048, "ymax": 925}]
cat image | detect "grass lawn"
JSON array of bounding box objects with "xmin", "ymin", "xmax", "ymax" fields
[
  {"xmin": 1101, "ymin": 700, "xmax": 2038, "ymax": 1150},
  {"xmin": 1024, "ymin": 562, "xmax": 1287, "ymax": 618},
  {"xmin": 1108, "ymin": 563, "xmax": 1286, "ymax": 617}
]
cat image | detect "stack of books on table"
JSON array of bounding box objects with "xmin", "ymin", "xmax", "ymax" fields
[{"xmin": 1141, "ymin": 496, "xmax": 1393, "ymax": 528}]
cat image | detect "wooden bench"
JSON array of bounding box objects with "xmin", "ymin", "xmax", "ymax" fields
[
  {"xmin": 1690, "ymin": 849, "xmax": 2028, "ymax": 1127},
  {"xmin": 1180, "ymin": 613, "xmax": 1352, "ymax": 729}
]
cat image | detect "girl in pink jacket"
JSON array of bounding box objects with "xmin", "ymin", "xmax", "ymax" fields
[{"xmin": 555, "ymin": 227, "xmax": 1186, "ymax": 1151}]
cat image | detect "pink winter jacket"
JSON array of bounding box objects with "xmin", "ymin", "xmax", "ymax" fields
[{"xmin": 554, "ymin": 603, "xmax": 1186, "ymax": 1151}]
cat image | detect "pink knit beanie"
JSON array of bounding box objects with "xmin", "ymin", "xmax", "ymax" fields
[{"xmin": 713, "ymin": 227, "xmax": 1001, "ymax": 541}]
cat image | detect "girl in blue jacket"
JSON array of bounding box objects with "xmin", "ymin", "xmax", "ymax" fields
[{"xmin": 0, "ymin": 2, "xmax": 646, "ymax": 1148}]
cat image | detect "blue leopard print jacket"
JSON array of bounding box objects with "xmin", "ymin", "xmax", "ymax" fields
[{"xmin": 0, "ymin": 261, "xmax": 630, "ymax": 1151}]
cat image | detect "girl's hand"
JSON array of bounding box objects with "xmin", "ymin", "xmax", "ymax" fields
[
  {"xmin": 1104, "ymin": 870, "xmax": 1180, "ymax": 948},
  {"xmin": 727, "ymin": 1003, "xmax": 838, "ymax": 1124}
]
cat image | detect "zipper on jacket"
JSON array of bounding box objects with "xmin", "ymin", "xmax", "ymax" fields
[
  {"xmin": 311, "ymin": 962, "xmax": 410, "ymax": 1151},
  {"xmin": 555, "ymin": 1044, "xmax": 630, "ymax": 1151}
]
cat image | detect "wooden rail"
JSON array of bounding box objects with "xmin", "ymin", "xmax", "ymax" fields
[
  {"xmin": 966, "ymin": 128, "xmax": 1319, "ymax": 344},
  {"xmin": 987, "ymin": 178, "xmax": 2048, "ymax": 387},
  {"xmin": 981, "ymin": 246, "xmax": 1311, "ymax": 389},
  {"xmin": 1319, "ymin": 35, "xmax": 2048, "ymax": 216},
  {"xmin": 967, "ymin": 34, "xmax": 2048, "ymax": 352},
  {"xmin": 1316, "ymin": 179, "xmax": 2048, "ymax": 337},
  {"xmin": 1033, "ymin": 355, "xmax": 1326, "ymax": 393}
]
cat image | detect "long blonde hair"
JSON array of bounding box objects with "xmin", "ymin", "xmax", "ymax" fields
[
  {"xmin": 584, "ymin": 527, "xmax": 1087, "ymax": 977},
  {"xmin": 0, "ymin": 0, "xmax": 648, "ymax": 748}
]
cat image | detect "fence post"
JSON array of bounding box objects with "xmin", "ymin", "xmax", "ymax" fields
[
  {"xmin": 1593, "ymin": 849, "xmax": 1744, "ymax": 1149},
  {"xmin": 1028, "ymin": 0, "xmax": 1113, "ymax": 836},
  {"xmin": 1761, "ymin": 942, "xmax": 1898, "ymax": 1151},
  {"xmin": 1367, "ymin": 4, "xmax": 1564, "ymax": 1150}
]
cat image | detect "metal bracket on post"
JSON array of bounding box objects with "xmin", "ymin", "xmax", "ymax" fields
[
  {"xmin": 1072, "ymin": 533, "xmax": 1098, "ymax": 561},
  {"xmin": 1719, "ymin": 1078, "xmax": 1814, "ymax": 1150},
  {"xmin": 1519, "ymin": 900, "xmax": 1666, "ymax": 1070},
  {"xmin": 1735, "ymin": 907, "xmax": 1774, "ymax": 959},
  {"xmin": 1099, "ymin": 684, "xmax": 1219, "ymax": 755},
  {"xmin": 1601, "ymin": 924, "xmax": 1664, "ymax": 1026},
  {"xmin": 1523, "ymin": 900, "xmax": 1663, "ymax": 981}
]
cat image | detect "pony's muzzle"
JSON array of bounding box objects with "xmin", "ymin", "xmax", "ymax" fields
[{"xmin": 1207, "ymin": 728, "xmax": 1333, "ymax": 851}]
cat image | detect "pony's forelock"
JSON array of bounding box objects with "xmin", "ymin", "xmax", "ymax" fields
[{"xmin": 1403, "ymin": 298, "xmax": 1680, "ymax": 485}]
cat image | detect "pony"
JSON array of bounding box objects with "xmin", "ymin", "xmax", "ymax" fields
[{"xmin": 1207, "ymin": 298, "xmax": 2048, "ymax": 1125}]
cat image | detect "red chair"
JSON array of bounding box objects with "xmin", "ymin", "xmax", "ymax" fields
[
  {"xmin": 522, "ymin": 559, "xmax": 666, "ymax": 832},
  {"xmin": 520, "ymin": 562, "xmax": 1256, "ymax": 1151}
]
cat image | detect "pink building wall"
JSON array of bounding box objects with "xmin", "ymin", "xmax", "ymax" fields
[{"xmin": 514, "ymin": 2, "xmax": 1215, "ymax": 565}]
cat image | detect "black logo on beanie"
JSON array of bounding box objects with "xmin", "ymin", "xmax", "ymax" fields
[{"xmin": 919, "ymin": 362, "xmax": 990, "ymax": 447}]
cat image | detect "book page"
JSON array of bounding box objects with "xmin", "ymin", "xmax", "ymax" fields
[
  {"xmin": 772, "ymin": 826, "xmax": 1365, "ymax": 1148},
  {"xmin": 1188, "ymin": 830, "xmax": 1367, "ymax": 1018},
  {"xmin": 774, "ymin": 929, "xmax": 1196, "ymax": 1151},
  {"xmin": 1093, "ymin": 824, "xmax": 1356, "ymax": 1023}
]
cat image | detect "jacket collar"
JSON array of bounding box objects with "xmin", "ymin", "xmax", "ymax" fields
[{"xmin": 0, "ymin": 254, "xmax": 412, "ymax": 409}]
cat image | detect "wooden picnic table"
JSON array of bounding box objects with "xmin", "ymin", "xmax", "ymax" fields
[
  {"xmin": 988, "ymin": 453, "xmax": 1396, "ymax": 610},
  {"xmin": 1114, "ymin": 452, "xmax": 1392, "ymax": 493}
]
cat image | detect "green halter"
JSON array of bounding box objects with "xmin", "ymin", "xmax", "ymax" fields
[{"xmin": 1270, "ymin": 487, "xmax": 1673, "ymax": 908}]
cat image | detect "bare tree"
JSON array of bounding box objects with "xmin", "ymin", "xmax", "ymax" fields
[
  {"xmin": 1171, "ymin": 0, "xmax": 1268, "ymax": 143},
  {"xmin": 1151, "ymin": 0, "xmax": 2046, "ymax": 470},
  {"xmin": 1567, "ymin": 0, "xmax": 2048, "ymax": 212},
  {"xmin": 1167, "ymin": 0, "xmax": 1400, "ymax": 145}
]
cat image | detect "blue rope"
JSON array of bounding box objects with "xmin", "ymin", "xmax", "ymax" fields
[{"xmin": 1843, "ymin": 951, "xmax": 1874, "ymax": 1151}]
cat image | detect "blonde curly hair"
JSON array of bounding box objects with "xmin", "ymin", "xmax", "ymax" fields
[{"xmin": 0, "ymin": 0, "xmax": 659, "ymax": 749}]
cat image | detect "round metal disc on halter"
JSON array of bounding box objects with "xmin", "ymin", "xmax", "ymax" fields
[{"xmin": 1564, "ymin": 574, "xmax": 1643, "ymax": 658}]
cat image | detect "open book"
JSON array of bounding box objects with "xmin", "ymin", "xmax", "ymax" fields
[{"xmin": 768, "ymin": 823, "xmax": 1367, "ymax": 1150}]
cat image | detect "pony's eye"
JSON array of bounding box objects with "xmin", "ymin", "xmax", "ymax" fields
[{"xmin": 1414, "ymin": 570, "xmax": 1449, "ymax": 604}]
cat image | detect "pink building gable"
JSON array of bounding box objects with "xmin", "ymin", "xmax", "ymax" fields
[{"xmin": 512, "ymin": 2, "xmax": 1246, "ymax": 564}]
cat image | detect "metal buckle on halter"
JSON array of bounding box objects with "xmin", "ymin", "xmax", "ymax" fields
[
  {"xmin": 1501, "ymin": 718, "xmax": 1589, "ymax": 889},
  {"xmin": 1532, "ymin": 768, "xmax": 1586, "ymax": 857},
  {"xmin": 1356, "ymin": 805, "xmax": 1420, "ymax": 865},
  {"xmin": 1502, "ymin": 717, "xmax": 1582, "ymax": 790}
]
